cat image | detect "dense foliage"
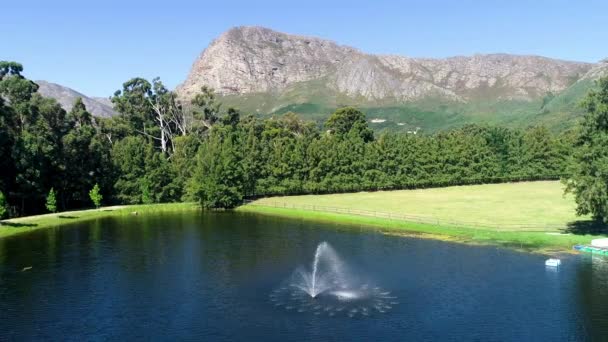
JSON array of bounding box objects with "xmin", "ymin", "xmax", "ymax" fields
[
  {"xmin": 565, "ymin": 77, "xmax": 608, "ymax": 222},
  {"xmin": 0, "ymin": 61, "xmax": 576, "ymax": 216}
]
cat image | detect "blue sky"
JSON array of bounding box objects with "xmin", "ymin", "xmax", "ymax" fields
[{"xmin": 3, "ymin": 0, "xmax": 607, "ymax": 97}]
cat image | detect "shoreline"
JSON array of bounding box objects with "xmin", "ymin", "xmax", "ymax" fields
[
  {"xmin": 0, "ymin": 203, "xmax": 200, "ymax": 240},
  {"xmin": 0, "ymin": 200, "xmax": 597, "ymax": 254},
  {"xmin": 237, "ymin": 205, "xmax": 594, "ymax": 254}
]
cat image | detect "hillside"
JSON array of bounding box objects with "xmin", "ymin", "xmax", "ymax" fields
[
  {"xmin": 36, "ymin": 80, "xmax": 117, "ymax": 118},
  {"xmin": 178, "ymin": 26, "xmax": 605, "ymax": 132}
]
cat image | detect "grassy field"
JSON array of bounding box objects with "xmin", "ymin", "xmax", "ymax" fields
[
  {"xmin": 241, "ymin": 181, "xmax": 602, "ymax": 252},
  {"xmin": 0, "ymin": 203, "xmax": 199, "ymax": 240},
  {"xmin": 250, "ymin": 181, "xmax": 584, "ymax": 229}
]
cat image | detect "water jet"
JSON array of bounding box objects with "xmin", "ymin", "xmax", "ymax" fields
[{"xmin": 270, "ymin": 242, "xmax": 397, "ymax": 317}]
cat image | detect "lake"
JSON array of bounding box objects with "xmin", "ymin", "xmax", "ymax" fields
[{"xmin": 1, "ymin": 211, "xmax": 607, "ymax": 341}]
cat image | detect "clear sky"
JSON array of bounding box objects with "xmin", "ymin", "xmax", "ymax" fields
[{"xmin": 3, "ymin": 0, "xmax": 607, "ymax": 97}]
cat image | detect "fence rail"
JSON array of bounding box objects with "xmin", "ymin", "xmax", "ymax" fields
[{"xmin": 247, "ymin": 201, "xmax": 566, "ymax": 233}]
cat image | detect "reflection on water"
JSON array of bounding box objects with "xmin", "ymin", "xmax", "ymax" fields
[
  {"xmin": 0, "ymin": 211, "xmax": 607, "ymax": 340},
  {"xmin": 270, "ymin": 283, "xmax": 398, "ymax": 318}
]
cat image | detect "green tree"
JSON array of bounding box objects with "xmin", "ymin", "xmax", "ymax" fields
[
  {"xmin": 111, "ymin": 136, "xmax": 148, "ymax": 204},
  {"xmin": 61, "ymin": 98, "xmax": 105, "ymax": 208},
  {"xmin": 325, "ymin": 107, "xmax": 373, "ymax": 142},
  {"xmin": 189, "ymin": 85, "xmax": 221, "ymax": 135},
  {"xmin": 565, "ymin": 77, "xmax": 608, "ymax": 222},
  {"xmin": 141, "ymin": 181, "xmax": 153, "ymax": 204},
  {"xmin": 89, "ymin": 183, "xmax": 103, "ymax": 208},
  {"xmin": 45, "ymin": 188, "xmax": 57, "ymax": 213},
  {"xmin": 67, "ymin": 97, "xmax": 92, "ymax": 128},
  {"xmin": 171, "ymin": 135, "xmax": 201, "ymax": 201},
  {"xmin": 0, "ymin": 61, "xmax": 39, "ymax": 107},
  {"xmin": 111, "ymin": 77, "xmax": 183, "ymax": 154},
  {"xmin": 0, "ymin": 191, "xmax": 7, "ymax": 219},
  {"xmin": 189, "ymin": 127, "xmax": 245, "ymax": 208},
  {"xmin": 111, "ymin": 136, "xmax": 179, "ymax": 204}
]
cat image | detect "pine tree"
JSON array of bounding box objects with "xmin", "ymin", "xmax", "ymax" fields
[{"xmin": 45, "ymin": 188, "xmax": 57, "ymax": 213}]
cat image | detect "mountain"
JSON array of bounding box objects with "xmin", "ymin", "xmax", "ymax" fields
[
  {"xmin": 36, "ymin": 80, "xmax": 116, "ymax": 118},
  {"xmin": 178, "ymin": 26, "xmax": 604, "ymax": 132}
]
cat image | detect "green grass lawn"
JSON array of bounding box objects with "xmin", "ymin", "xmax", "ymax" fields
[
  {"xmin": 242, "ymin": 181, "xmax": 603, "ymax": 252},
  {"xmin": 250, "ymin": 181, "xmax": 585, "ymax": 230},
  {"xmin": 0, "ymin": 203, "xmax": 199, "ymax": 240}
]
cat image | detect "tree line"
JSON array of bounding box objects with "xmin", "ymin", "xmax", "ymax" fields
[{"xmin": 1, "ymin": 61, "xmax": 602, "ymax": 221}]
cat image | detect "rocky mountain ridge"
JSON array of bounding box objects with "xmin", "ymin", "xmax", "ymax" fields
[{"xmin": 178, "ymin": 26, "xmax": 596, "ymax": 104}]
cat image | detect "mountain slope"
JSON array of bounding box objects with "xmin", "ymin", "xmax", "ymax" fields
[
  {"xmin": 177, "ymin": 26, "xmax": 602, "ymax": 132},
  {"xmin": 36, "ymin": 80, "xmax": 116, "ymax": 118}
]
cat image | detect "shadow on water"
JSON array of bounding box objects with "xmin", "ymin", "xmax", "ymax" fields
[
  {"xmin": 564, "ymin": 219, "xmax": 608, "ymax": 235},
  {"xmin": 0, "ymin": 222, "xmax": 38, "ymax": 228}
]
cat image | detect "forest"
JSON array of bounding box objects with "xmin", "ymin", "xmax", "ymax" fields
[{"xmin": 0, "ymin": 61, "xmax": 594, "ymax": 218}]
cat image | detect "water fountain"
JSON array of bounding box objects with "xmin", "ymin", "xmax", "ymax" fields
[
  {"xmin": 269, "ymin": 242, "xmax": 398, "ymax": 318},
  {"xmin": 292, "ymin": 242, "xmax": 349, "ymax": 298}
]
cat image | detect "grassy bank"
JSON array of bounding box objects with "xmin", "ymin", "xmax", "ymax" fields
[
  {"xmin": 237, "ymin": 205, "xmax": 594, "ymax": 253},
  {"xmin": 0, "ymin": 203, "xmax": 199, "ymax": 239},
  {"xmin": 242, "ymin": 181, "xmax": 604, "ymax": 252}
]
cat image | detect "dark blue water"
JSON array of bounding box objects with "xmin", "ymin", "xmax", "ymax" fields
[{"xmin": 0, "ymin": 212, "xmax": 607, "ymax": 341}]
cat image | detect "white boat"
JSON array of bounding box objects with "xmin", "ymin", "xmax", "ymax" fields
[{"xmin": 545, "ymin": 258, "xmax": 561, "ymax": 267}]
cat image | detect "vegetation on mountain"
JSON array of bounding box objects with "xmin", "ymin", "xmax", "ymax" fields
[
  {"xmin": 0, "ymin": 60, "xmax": 597, "ymax": 216},
  {"xmin": 178, "ymin": 26, "xmax": 604, "ymax": 132}
]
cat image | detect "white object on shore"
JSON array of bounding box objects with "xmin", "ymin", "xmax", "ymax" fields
[
  {"xmin": 545, "ymin": 258, "xmax": 561, "ymax": 267},
  {"xmin": 591, "ymin": 238, "xmax": 608, "ymax": 248}
]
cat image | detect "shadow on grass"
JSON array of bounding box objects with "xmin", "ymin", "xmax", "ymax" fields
[
  {"xmin": 0, "ymin": 222, "xmax": 38, "ymax": 228},
  {"xmin": 564, "ymin": 220, "xmax": 608, "ymax": 235},
  {"xmin": 58, "ymin": 215, "xmax": 78, "ymax": 219}
]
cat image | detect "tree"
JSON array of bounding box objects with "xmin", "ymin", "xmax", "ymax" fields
[
  {"xmin": 188, "ymin": 127, "xmax": 245, "ymax": 208},
  {"xmin": 61, "ymin": 98, "xmax": 104, "ymax": 208},
  {"xmin": 111, "ymin": 136, "xmax": 179, "ymax": 204},
  {"xmin": 171, "ymin": 135, "xmax": 201, "ymax": 201},
  {"xmin": 45, "ymin": 188, "xmax": 57, "ymax": 213},
  {"xmin": 325, "ymin": 107, "xmax": 374, "ymax": 142},
  {"xmin": 89, "ymin": 183, "xmax": 103, "ymax": 209},
  {"xmin": 565, "ymin": 77, "xmax": 608, "ymax": 222},
  {"xmin": 188, "ymin": 86, "xmax": 220, "ymax": 135},
  {"xmin": 67, "ymin": 97, "xmax": 92, "ymax": 128},
  {"xmin": 0, "ymin": 61, "xmax": 39, "ymax": 106},
  {"xmin": 111, "ymin": 136, "xmax": 148, "ymax": 204},
  {"xmin": 0, "ymin": 191, "xmax": 7, "ymax": 220},
  {"xmin": 112, "ymin": 77, "xmax": 181, "ymax": 154}
]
